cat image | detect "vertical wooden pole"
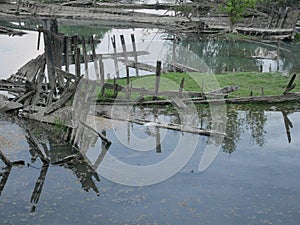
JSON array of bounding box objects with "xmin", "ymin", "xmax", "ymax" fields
[
  {"xmin": 81, "ymin": 36, "xmax": 89, "ymax": 78},
  {"xmin": 131, "ymin": 34, "xmax": 139, "ymax": 76},
  {"xmin": 113, "ymin": 77, "xmax": 118, "ymax": 98},
  {"xmin": 153, "ymin": 61, "xmax": 161, "ymax": 100},
  {"xmin": 73, "ymin": 35, "xmax": 78, "ymax": 68},
  {"xmin": 111, "ymin": 35, "xmax": 120, "ymax": 79},
  {"xmin": 75, "ymin": 47, "xmax": 81, "ymax": 77},
  {"xmin": 126, "ymin": 66, "xmax": 130, "ymax": 99},
  {"xmin": 172, "ymin": 35, "xmax": 177, "ymax": 72},
  {"xmin": 277, "ymin": 39, "xmax": 280, "ymax": 71},
  {"xmin": 178, "ymin": 77, "xmax": 185, "ymax": 98},
  {"xmin": 64, "ymin": 36, "xmax": 70, "ymax": 72},
  {"xmin": 120, "ymin": 35, "xmax": 128, "ymax": 66},
  {"xmin": 99, "ymin": 55, "xmax": 105, "ymax": 96},
  {"xmin": 90, "ymin": 35, "xmax": 100, "ymax": 80}
]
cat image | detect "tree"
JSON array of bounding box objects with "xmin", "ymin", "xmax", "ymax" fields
[{"xmin": 220, "ymin": 0, "xmax": 259, "ymax": 32}]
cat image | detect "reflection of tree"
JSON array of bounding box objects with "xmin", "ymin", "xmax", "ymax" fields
[
  {"xmin": 245, "ymin": 109, "xmax": 267, "ymax": 147},
  {"xmin": 221, "ymin": 109, "xmax": 244, "ymax": 154}
]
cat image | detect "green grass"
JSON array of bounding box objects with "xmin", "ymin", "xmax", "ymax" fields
[{"xmin": 102, "ymin": 72, "xmax": 299, "ymax": 100}]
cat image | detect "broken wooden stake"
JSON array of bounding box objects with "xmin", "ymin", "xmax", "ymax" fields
[
  {"xmin": 131, "ymin": 34, "xmax": 139, "ymax": 76},
  {"xmin": 284, "ymin": 73, "xmax": 297, "ymax": 94},
  {"xmin": 153, "ymin": 61, "xmax": 161, "ymax": 100},
  {"xmin": 111, "ymin": 35, "xmax": 120, "ymax": 78}
]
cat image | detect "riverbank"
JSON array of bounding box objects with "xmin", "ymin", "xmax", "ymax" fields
[{"xmin": 103, "ymin": 71, "xmax": 299, "ymax": 100}]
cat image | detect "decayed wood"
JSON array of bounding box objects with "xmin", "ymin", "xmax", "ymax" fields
[
  {"xmin": 131, "ymin": 34, "xmax": 139, "ymax": 76},
  {"xmin": 90, "ymin": 35, "xmax": 100, "ymax": 80},
  {"xmin": 102, "ymin": 115, "xmax": 226, "ymax": 137},
  {"xmin": 193, "ymin": 93, "xmax": 300, "ymax": 104},
  {"xmin": 0, "ymin": 94, "xmax": 23, "ymax": 112},
  {"xmin": 0, "ymin": 25, "xmax": 26, "ymax": 36},
  {"xmin": 153, "ymin": 61, "xmax": 161, "ymax": 100},
  {"xmin": 283, "ymin": 73, "xmax": 297, "ymax": 94},
  {"xmin": 45, "ymin": 75, "xmax": 82, "ymax": 115},
  {"xmin": 111, "ymin": 35, "xmax": 119, "ymax": 78}
]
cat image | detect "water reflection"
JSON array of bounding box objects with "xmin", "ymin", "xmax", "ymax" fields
[{"xmin": 0, "ymin": 103, "xmax": 300, "ymax": 223}]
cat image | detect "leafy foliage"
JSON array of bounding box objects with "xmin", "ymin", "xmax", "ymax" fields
[{"xmin": 220, "ymin": 0, "xmax": 259, "ymax": 30}]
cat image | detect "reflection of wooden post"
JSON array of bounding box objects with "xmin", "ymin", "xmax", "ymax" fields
[
  {"xmin": 31, "ymin": 164, "xmax": 49, "ymax": 213},
  {"xmin": 111, "ymin": 35, "xmax": 120, "ymax": 78},
  {"xmin": 0, "ymin": 151, "xmax": 12, "ymax": 167},
  {"xmin": 154, "ymin": 108, "xmax": 161, "ymax": 153},
  {"xmin": 153, "ymin": 61, "xmax": 161, "ymax": 100},
  {"xmin": 131, "ymin": 34, "xmax": 139, "ymax": 76},
  {"xmin": 0, "ymin": 166, "xmax": 11, "ymax": 196},
  {"xmin": 282, "ymin": 111, "xmax": 293, "ymax": 143},
  {"xmin": 81, "ymin": 36, "xmax": 89, "ymax": 78},
  {"xmin": 90, "ymin": 36, "xmax": 100, "ymax": 80},
  {"xmin": 155, "ymin": 127, "xmax": 161, "ymax": 153}
]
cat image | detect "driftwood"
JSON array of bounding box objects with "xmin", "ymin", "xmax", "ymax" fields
[
  {"xmin": 102, "ymin": 114, "xmax": 225, "ymax": 137},
  {"xmin": 192, "ymin": 93, "xmax": 300, "ymax": 104},
  {"xmin": 283, "ymin": 73, "xmax": 297, "ymax": 94},
  {"xmin": 0, "ymin": 25, "xmax": 26, "ymax": 36}
]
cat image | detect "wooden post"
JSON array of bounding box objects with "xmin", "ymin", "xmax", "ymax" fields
[
  {"xmin": 72, "ymin": 35, "xmax": 78, "ymax": 68},
  {"xmin": 37, "ymin": 26, "xmax": 42, "ymax": 51},
  {"xmin": 131, "ymin": 34, "xmax": 139, "ymax": 76},
  {"xmin": 99, "ymin": 55, "xmax": 105, "ymax": 96},
  {"xmin": 89, "ymin": 35, "xmax": 100, "ymax": 80},
  {"xmin": 277, "ymin": 39, "xmax": 280, "ymax": 71},
  {"xmin": 259, "ymin": 64, "xmax": 263, "ymax": 73},
  {"xmin": 261, "ymin": 87, "xmax": 264, "ymax": 96},
  {"xmin": 113, "ymin": 77, "xmax": 118, "ymax": 98},
  {"xmin": 81, "ymin": 36, "xmax": 89, "ymax": 78},
  {"xmin": 126, "ymin": 66, "xmax": 130, "ymax": 99},
  {"xmin": 172, "ymin": 35, "xmax": 177, "ymax": 72},
  {"xmin": 153, "ymin": 61, "xmax": 161, "ymax": 100},
  {"xmin": 178, "ymin": 77, "xmax": 185, "ymax": 98},
  {"xmin": 64, "ymin": 36, "xmax": 70, "ymax": 72},
  {"xmin": 111, "ymin": 35, "xmax": 120, "ymax": 78},
  {"xmin": 120, "ymin": 35, "xmax": 128, "ymax": 66},
  {"xmin": 75, "ymin": 47, "xmax": 81, "ymax": 77}
]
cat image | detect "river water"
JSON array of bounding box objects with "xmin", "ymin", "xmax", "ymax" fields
[{"xmin": 0, "ymin": 18, "xmax": 300, "ymax": 225}]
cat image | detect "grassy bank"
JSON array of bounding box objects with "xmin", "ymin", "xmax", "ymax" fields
[{"xmin": 103, "ymin": 72, "xmax": 299, "ymax": 100}]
